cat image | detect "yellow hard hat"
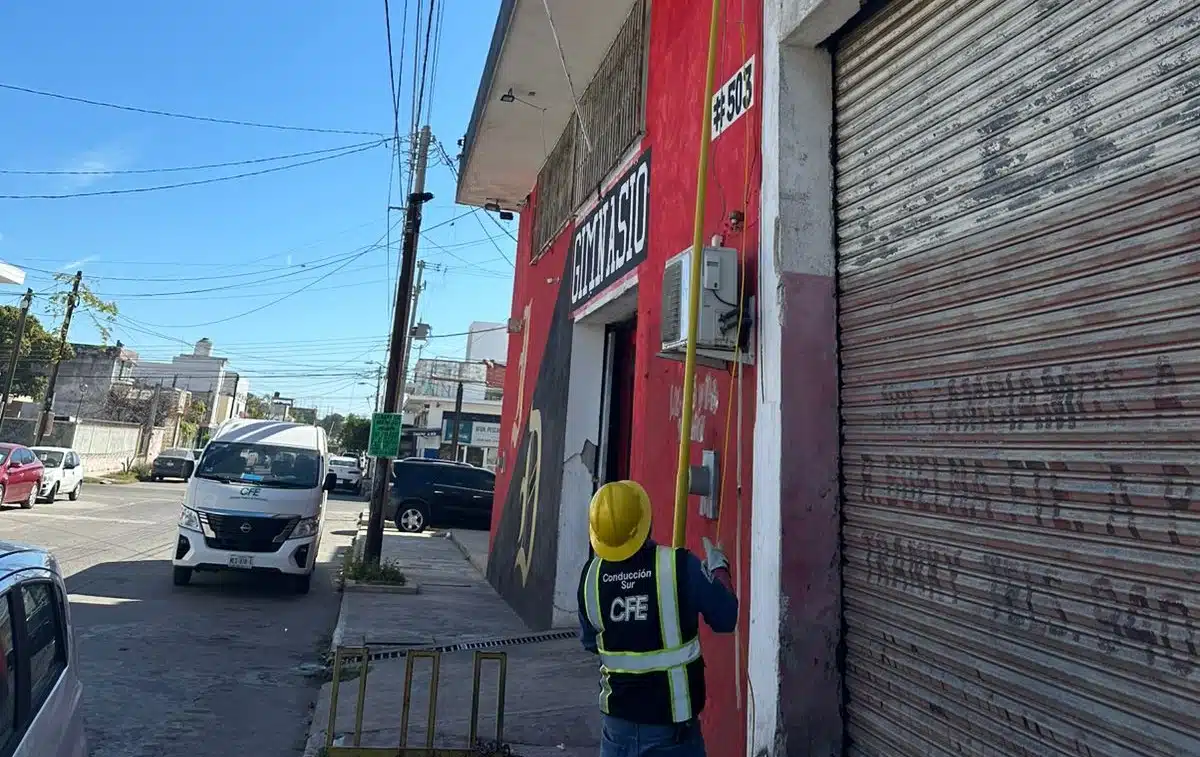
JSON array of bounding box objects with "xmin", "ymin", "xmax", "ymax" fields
[{"xmin": 589, "ymin": 480, "xmax": 652, "ymax": 562}]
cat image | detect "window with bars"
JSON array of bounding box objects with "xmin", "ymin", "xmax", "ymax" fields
[
  {"xmin": 572, "ymin": 0, "xmax": 647, "ymax": 206},
  {"xmin": 532, "ymin": 116, "xmax": 576, "ymax": 258},
  {"xmin": 530, "ymin": 0, "xmax": 647, "ymax": 259}
]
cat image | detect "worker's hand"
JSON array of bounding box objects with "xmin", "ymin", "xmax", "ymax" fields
[{"xmin": 701, "ymin": 536, "xmax": 729, "ymax": 579}]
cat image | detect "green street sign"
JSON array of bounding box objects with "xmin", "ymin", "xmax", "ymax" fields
[{"xmin": 367, "ymin": 412, "xmax": 404, "ymax": 458}]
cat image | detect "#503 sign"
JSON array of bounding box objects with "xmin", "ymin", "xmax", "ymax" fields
[{"xmin": 711, "ymin": 55, "xmax": 755, "ymax": 141}]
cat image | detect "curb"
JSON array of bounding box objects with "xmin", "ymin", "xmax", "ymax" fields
[
  {"xmin": 343, "ymin": 579, "xmax": 420, "ymax": 594},
  {"xmin": 446, "ymin": 531, "xmax": 488, "ymax": 577}
]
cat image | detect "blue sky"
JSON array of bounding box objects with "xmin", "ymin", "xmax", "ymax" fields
[{"xmin": 0, "ymin": 1, "xmax": 514, "ymax": 417}]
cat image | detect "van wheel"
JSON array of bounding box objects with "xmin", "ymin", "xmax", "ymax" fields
[
  {"xmin": 173, "ymin": 567, "xmax": 192, "ymax": 586},
  {"xmin": 69, "ymin": 481, "xmax": 82, "ymax": 501},
  {"xmin": 395, "ymin": 502, "xmax": 427, "ymax": 533},
  {"xmin": 46, "ymin": 483, "xmax": 59, "ymax": 503},
  {"xmin": 294, "ymin": 573, "xmax": 312, "ymax": 594}
]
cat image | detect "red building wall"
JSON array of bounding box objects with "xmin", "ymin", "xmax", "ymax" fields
[{"xmin": 488, "ymin": 2, "xmax": 763, "ymax": 754}]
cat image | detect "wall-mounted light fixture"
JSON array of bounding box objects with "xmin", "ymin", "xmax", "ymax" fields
[
  {"xmin": 484, "ymin": 200, "xmax": 516, "ymax": 222},
  {"xmin": 499, "ymin": 88, "xmax": 542, "ymax": 110}
]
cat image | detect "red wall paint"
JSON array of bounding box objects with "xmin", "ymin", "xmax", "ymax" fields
[
  {"xmin": 633, "ymin": 3, "xmax": 763, "ymax": 755},
  {"xmin": 489, "ymin": 1, "xmax": 763, "ymax": 752}
]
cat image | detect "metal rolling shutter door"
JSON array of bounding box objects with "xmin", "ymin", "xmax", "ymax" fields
[{"xmin": 833, "ymin": 0, "xmax": 1200, "ymax": 755}]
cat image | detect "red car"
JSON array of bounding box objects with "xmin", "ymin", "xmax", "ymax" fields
[{"xmin": 0, "ymin": 442, "xmax": 44, "ymax": 509}]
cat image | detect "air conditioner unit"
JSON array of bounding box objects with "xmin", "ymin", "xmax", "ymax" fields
[{"xmin": 660, "ymin": 245, "xmax": 739, "ymax": 353}]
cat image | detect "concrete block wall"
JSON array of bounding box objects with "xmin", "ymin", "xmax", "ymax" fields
[
  {"xmin": 72, "ymin": 421, "xmax": 143, "ymax": 475},
  {"xmin": 0, "ymin": 419, "xmax": 171, "ymax": 476}
]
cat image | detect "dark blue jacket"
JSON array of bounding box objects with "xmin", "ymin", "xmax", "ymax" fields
[{"xmin": 578, "ymin": 539, "xmax": 739, "ymax": 654}]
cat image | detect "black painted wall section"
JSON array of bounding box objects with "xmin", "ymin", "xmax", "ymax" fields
[{"xmin": 487, "ymin": 275, "xmax": 574, "ymax": 630}]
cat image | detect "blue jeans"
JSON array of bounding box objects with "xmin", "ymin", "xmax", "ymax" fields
[{"xmin": 600, "ymin": 715, "xmax": 706, "ymax": 756}]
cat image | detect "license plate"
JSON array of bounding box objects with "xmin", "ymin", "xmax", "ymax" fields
[
  {"xmin": 228, "ymin": 555, "xmax": 254, "ymax": 569},
  {"xmin": 337, "ymin": 478, "xmax": 348, "ymax": 485}
]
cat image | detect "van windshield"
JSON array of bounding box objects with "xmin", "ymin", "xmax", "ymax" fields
[{"xmin": 196, "ymin": 441, "xmax": 322, "ymax": 488}]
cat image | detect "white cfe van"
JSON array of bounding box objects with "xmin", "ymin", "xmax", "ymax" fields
[{"xmin": 171, "ymin": 419, "xmax": 336, "ymax": 594}]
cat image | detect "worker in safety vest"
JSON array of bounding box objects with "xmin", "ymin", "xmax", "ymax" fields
[{"xmin": 577, "ymin": 480, "xmax": 738, "ymax": 756}]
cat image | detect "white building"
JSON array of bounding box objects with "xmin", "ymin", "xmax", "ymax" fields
[
  {"xmin": 403, "ymin": 357, "xmax": 503, "ymax": 469},
  {"xmin": 133, "ymin": 338, "xmax": 244, "ymax": 427},
  {"xmin": 465, "ymin": 321, "xmax": 507, "ymax": 363}
]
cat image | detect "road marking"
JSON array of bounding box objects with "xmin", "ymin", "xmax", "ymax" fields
[{"xmin": 8, "ymin": 512, "xmax": 159, "ymax": 525}]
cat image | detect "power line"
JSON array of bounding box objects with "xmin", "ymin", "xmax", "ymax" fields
[
  {"xmin": 0, "ymin": 141, "xmax": 386, "ymax": 200},
  {"xmin": 0, "ymin": 139, "xmax": 395, "ymax": 176},
  {"xmin": 152, "ymin": 246, "xmax": 377, "ymax": 328},
  {"xmin": 0, "ymin": 82, "xmax": 388, "ymax": 137},
  {"xmin": 21, "ymin": 241, "xmax": 383, "ymax": 284},
  {"xmin": 432, "ymin": 138, "xmax": 516, "ymax": 265}
]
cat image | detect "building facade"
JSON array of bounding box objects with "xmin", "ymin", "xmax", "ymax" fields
[
  {"xmin": 215, "ymin": 371, "xmax": 249, "ymax": 423},
  {"xmin": 751, "ymin": 0, "xmax": 1198, "ymax": 755},
  {"xmin": 133, "ymin": 338, "xmax": 237, "ymax": 426},
  {"xmin": 459, "ymin": 1, "xmax": 761, "ymax": 754},
  {"xmin": 463, "ymin": 0, "xmax": 1199, "ymax": 756},
  {"xmin": 404, "ymin": 357, "xmax": 503, "ymax": 469},
  {"xmin": 52, "ymin": 342, "xmax": 138, "ymax": 419}
]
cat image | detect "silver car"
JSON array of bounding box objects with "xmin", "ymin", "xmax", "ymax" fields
[{"xmin": 0, "ymin": 541, "xmax": 88, "ymax": 757}]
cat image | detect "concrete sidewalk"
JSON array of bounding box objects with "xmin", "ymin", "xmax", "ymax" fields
[{"xmin": 304, "ymin": 522, "xmax": 599, "ymax": 756}]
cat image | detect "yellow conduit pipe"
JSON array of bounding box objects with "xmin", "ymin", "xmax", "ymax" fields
[{"xmin": 673, "ymin": 0, "xmax": 723, "ymax": 549}]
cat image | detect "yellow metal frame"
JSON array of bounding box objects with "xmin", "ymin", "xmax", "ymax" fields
[
  {"xmin": 325, "ymin": 646, "xmax": 510, "ymax": 757},
  {"xmin": 673, "ymin": 0, "xmax": 725, "ymax": 548}
]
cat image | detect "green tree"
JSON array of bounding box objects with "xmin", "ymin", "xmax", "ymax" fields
[
  {"xmin": 179, "ymin": 398, "xmax": 209, "ymax": 446},
  {"xmin": 0, "ymin": 306, "xmax": 68, "ymax": 400},
  {"xmin": 183, "ymin": 399, "xmax": 208, "ymax": 426},
  {"xmin": 244, "ymin": 394, "xmax": 270, "ymax": 419},
  {"xmin": 48, "ymin": 272, "xmax": 119, "ymax": 343},
  {"xmin": 340, "ymin": 414, "xmax": 371, "ymax": 453}
]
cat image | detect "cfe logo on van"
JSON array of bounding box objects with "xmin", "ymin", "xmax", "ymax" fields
[{"xmin": 239, "ymin": 486, "xmax": 261, "ymax": 498}]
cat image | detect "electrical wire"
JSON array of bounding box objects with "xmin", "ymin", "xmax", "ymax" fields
[
  {"xmin": 414, "ymin": 0, "xmax": 439, "ymax": 130},
  {"xmin": 21, "ymin": 240, "xmax": 385, "ymax": 285},
  {"xmin": 0, "ymin": 141, "xmax": 385, "ymax": 200},
  {"xmin": 0, "ymin": 140, "xmax": 394, "ymax": 176},
  {"xmin": 151, "ymin": 247, "xmax": 376, "ymax": 328},
  {"xmin": 432, "ymin": 139, "xmax": 516, "ymax": 267},
  {"xmin": 0, "ymin": 82, "xmax": 387, "ymax": 137}
]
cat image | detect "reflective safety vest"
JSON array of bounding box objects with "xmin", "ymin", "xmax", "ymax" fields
[{"xmin": 580, "ymin": 545, "xmax": 705, "ymax": 724}]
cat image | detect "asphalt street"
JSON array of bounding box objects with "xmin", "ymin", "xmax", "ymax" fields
[{"xmin": 0, "ymin": 479, "xmax": 362, "ymax": 757}]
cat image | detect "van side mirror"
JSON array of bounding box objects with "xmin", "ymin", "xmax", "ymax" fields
[{"xmin": 323, "ymin": 471, "xmax": 337, "ymax": 492}]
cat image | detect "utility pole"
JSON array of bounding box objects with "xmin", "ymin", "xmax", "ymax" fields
[
  {"xmin": 364, "ymin": 125, "xmax": 433, "ymax": 565},
  {"xmin": 0, "ymin": 288, "xmax": 34, "ymax": 437},
  {"xmin": 400, "ymin": 260, "xmax": 426, "ymax": 396},
  {"xmin": 142, "ymin": 382, "xmax": 162, "ymax": 458},
  {"xmin": 449, "ymin": 380, "xmax": 465, "ymax": 462},
  {"xmin": 36, "ymin": 271, "xmax": 82, "ymax": 444},
  {"xmin": 372, "ymin": 364, "xmax": 383, "ymax": 413}
]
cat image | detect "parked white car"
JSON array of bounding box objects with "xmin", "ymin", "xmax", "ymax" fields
[
  {"xmin": 328, "ymin": 455, "xmax": 363, "ymax": 494},
  {"xmin": 0, "ymin": 540, "xmax": 89, "ymax": 757},
  {"xmin": 30, "ymin": 448, "xmax": 84, "ymax": 504}
]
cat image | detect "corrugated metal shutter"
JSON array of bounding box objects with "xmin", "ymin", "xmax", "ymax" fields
[{"xmin": 833, "ymin": 0, "xmax": 1200, "ymax": 755}]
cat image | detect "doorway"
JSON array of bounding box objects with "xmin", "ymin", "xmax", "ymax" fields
[{"xmin": 599, "ymin": 318, "xmax": 637, "ymax": 484}]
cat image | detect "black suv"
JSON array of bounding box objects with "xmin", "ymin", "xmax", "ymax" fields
[{"xmin": 386, "ymin": 459, "xmax": 495, "ymax": 533}]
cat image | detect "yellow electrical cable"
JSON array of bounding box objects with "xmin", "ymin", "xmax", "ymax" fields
[{"xmin": 672, "ymin": 0, "xmax": 724, "ymax": 549}]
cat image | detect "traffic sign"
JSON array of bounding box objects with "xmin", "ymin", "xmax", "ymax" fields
[{"xmin": 367, "ymin": 412, "xmax": 404, "ymax": 458}]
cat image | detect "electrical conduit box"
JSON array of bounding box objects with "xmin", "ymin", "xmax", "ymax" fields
[{"xmin": 660, "ymin": 246, "xmax": 740, "ymax": 354}]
